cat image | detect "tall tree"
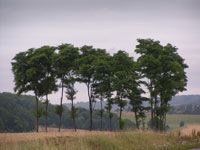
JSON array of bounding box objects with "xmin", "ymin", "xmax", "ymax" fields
[
  {"xmin": 77, "ymin": 45, "xmax": 95, "ymax": 131},
  {"xmin": 135, "ymin": 39, "xmax": 188, "ymax": 130},
  {"xmin": 12, "ymin": 47, "xmax": 56, "ymax": 132},
  {"xmin": 36, "ymin": 46, "xmax": 57, "ymax": 132},
  {"xmin": 111, "ymin": 51, "xmax": 135, "ymax": 129},
  {"xmin": 53, "ymin": 44, "xmax": 79, "ymax": 132},
  {"xmin": 65, "ymin": 75, "xmax": 78, "ymax": 131},
  {"xmin": 156, "ymin": 43, "xmax": 188, "ymax": 130},
  {"xmin": 105, "ymin": 97, "xmax": 114, "ymax": 131},
  {"xmin": 77, "ymin": 46, "xmax": 107, "ymax": 130},
  {"xmin": 128, "ymin": 87, "xmax": 147, "ymax": 129},
  {"xmin": 92, "ymin": 50, "xmax": 112, "ymax": 130},
  {"xmin": 135, "ymin": 39, "xmax": 163, "ymax": 129}
]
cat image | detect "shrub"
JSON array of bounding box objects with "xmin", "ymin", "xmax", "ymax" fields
[{"xmin": 179, "ymin": 121, "xmax": 185, "ymax": 127}]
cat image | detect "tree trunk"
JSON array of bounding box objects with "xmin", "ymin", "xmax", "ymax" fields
[
  {"xmin": 142, "ymin": 118, "xmax": 145, "ymax": 130},
  {"xmin": 100, "ymin": 95, "xmax": 103, "ymax": 131},
  {"xmin": 159, "ymin": 98, "xmax": 164, "ymax": 131},
  {"xmin": 149, "ymin": 81, "xmax": 155, "ymax": 129},
  {"xmin": 72, "ymin": 99, "xmax": 77, "ymax": 132},
  {"xmin": 155, "ymin": 96, "xmax": 159, "ymax": 130},
  {"xmin": 109, "ymin": 110, "xmax": 112, "ymax": 131},
  {"xmin": 59, "ymin": 80, "xmax": 64, "ymax": 132},
  {"xmin": 150, "ymin": 96, "xmax": 155, "ymax": 129},
  {"xmin": 87, "ymin": 83, "xmax": 93, "ymax": 131},
  {"xmin": 163, "ymin": 113, "xmax": 167, "ymax": 131},
  {"xmin": 134, "ymin": 111, "xmax": 139, "ymax": 129},
  {"xmin": 45, "ymin": 95, "xmax": 48, "ymax": 132},
  {"xmin": 89, "ymin": 100, "xmax": 92, "ymax": 131},
  {"xmin": 35, "ymin": 95, "xmax": 39, "ymax": 132},
  {"xmin": 119, "ymin": 106, "xmax": 122, "ymax": 129}
]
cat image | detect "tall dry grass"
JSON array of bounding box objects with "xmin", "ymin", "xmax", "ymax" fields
[
  {"xmin": 0, "ymin": 127, "xmax": 200, "ymax": 150},
  {"xmin": 180, "ymin": 124, "xmax": 200, "ymax": 136}
]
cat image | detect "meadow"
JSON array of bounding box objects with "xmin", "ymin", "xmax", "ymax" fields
[
  {"xmin": 0, "ymin": 125, "xmax": 200, "ymax": 150},
  {"xmin": 1, "ymin": 114, "xmax": 200, "ymax": 150},
  {"xmin": 123, "ymin": 113, "xmax": 200, "ymax": 130}
]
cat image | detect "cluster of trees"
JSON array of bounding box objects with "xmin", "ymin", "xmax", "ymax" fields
[
  {"xmin": 12, "ymin": 38, "xmax": 188, "ymax": 132},
  {"xmin": 135, "ymin": 39, "xmax": 188, "ymax": 130}
]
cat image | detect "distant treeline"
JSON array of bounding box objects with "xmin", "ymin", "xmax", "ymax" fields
[
  {"xmin": 169, "ymin": 104, "xmax": 200, "ymax": 114},
  {"xmin": 65, "ymin": 95, "xmax": 200, "ymax": 113},
  {"xmin": 0, "ymin": 92, "xmax": 136, "ymax": 132},
  {"xmin": 11, "ymin": 38, "xmax": 188, "ymax": 132}
]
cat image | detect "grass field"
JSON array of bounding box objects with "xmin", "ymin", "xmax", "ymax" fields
[
  {"xmin": 123, "ymin": 113, "xmax": 200, "ymax": 130},
  {"xmin": 0, "ymin": 114, "xmax": 200, "ymax": 150},
  {"xmin": 0, "ymin": 126, "xmax": 200, "ymax": 150}
]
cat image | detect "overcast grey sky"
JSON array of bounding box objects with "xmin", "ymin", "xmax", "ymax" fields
[{"xmin": 0, "ymin": 0, "xmax": 199, "ymax": 104}]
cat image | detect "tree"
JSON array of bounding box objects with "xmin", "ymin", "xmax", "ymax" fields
[
  {"xmin": 35, "ymin": 46, "xmax": 57, "ymax": 132},
  {"xmin": 53, "ymin": 44, "xmax": 79, "ymax": 132},
  {"xmin": 78, "ymin": 45, "xmax": 108, "ymax": 131},
  {"xmin": 120, "ymin": 54, "xmax": 147, "ymax": 129},
  {"xmin": 156, "ymin": 43, "xmax": 188, "ymax": 130},
  {"xmin": 135, "ymin": 39, "xmax": 188, "ymax": 130},
  {"xmin": 135, "ymin": 39, "xmax": 162, "ymax": 129},
  {"xmin": 105, "ymin": 97, "xmax": 114, "ymax": 131},
  {"xmin": 92, "ymin": 49, "xmax": 112, "ymax": 130},
  {"xmin": 77, "ymin": 46, "xmax": 98, "ymax": 131},
  {"xmin": 12, "ymin": 47, "xmax": 56, "ymax": 132},
  {"xmin": 65, "ymin": 76, "xmax": 78, "ymax": 131},
  {"xmin": 111, "ymin": 51, "xmax": 135, "ymax": 129},
  {"xmin": 128, "ymin": 84, "xmax": 147, "ymax": 129}
]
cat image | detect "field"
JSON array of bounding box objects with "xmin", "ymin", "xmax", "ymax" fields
[
  {"xmin": 0, "ymin": 114, "xmax": 200, "ymax": 150},
  {"xmin": 0, "ymin": 126, "xmax": 200, "ymax": 150},
  {"xmin": 123, "ymin": 113, "xmax": 200, "ymax": 130}
]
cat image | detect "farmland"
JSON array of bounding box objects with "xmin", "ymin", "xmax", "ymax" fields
[{"xmin": 123, "ymin": 113, "xmax": 200, "ymax": 130}]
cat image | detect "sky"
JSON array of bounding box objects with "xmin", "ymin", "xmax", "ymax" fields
[{"xmin": 0, "ymin": 0, "xmax": 199, "ymax": 104}]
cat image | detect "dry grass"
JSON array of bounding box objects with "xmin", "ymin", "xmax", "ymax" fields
[
  {"xmin": 0, "ymin": 128, "xmax": 200, "ymax": 150},
  {"xmin": 0, "ymin": 129, "xmax": 113, "ymax": 143},
  {"xmin": 173, "ymin": 124, "xmax": 200, "ymax": 140},
  {"xmin": 180, "ymin": 124, "xmax": 200, "ymax": 136}
]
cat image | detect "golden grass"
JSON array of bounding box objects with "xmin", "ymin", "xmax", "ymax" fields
[
  {"xmin": 0, "ymin": 129, "xmax": 112, "ymax": 143},
  {"xmin": 179, "ymin": 124, "xmax": 200, "ymax": 136},
  {"xmin": 0, "ymin": 127, "xmax": 200, "ymax": 150}
]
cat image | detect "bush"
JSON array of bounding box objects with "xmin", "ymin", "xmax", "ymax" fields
[{"xmin": 179, "ymin": 121, "xmax": 185, "ymax": 127}]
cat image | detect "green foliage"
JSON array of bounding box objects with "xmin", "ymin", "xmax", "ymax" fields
[
  {"xmin": 53, "ymin": 44, "xmax": 79, "ymax": 79},
  {"xmin": 65, "ymin": 79, "xmax": 77, "ymax": 100},
  {"xmin": 33, "ymin": 108, "xmax": 44, "ymax": 118},
  {"xmin": 0, "ymin": 93, "xmax": 35, "ymax": 132},
  {"xmin": 70, "ymin": 106, "xmax": 78, "ymax": 118},
  {"xmin": 55, "ymin": 105, "xmax": 64, "ymax": 117},
  {"xmin": 12, "ymin": 46, "xmax": 57, "ymax": 132},
  {"xmin": 53, "ymin": 43, "xmax": 80, "ymax": 131},
  {"xmin": 135, "ymin": 38, "xmax": 188, "ymax": 130},
  {"xmin": 111, "ymin": 51, "xmax": 138, "ymax": 129},
  {"xmin": 119, "ymin": 119, "xmax": 125, "ymax": 129},
  {"xmin": 0, "ymin": 92, "xmax": 125, "ymax": 132},
  {"xmin": 77, "ymin": 45, "xmax": 97, "ymax": 82},
  {"xmin": 76, "ymin": 46, "xmax": 110, "ymax": 130},
  {"xmin": 179, "ymin": 121, "xmax": 185, "ymax": 127}
]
